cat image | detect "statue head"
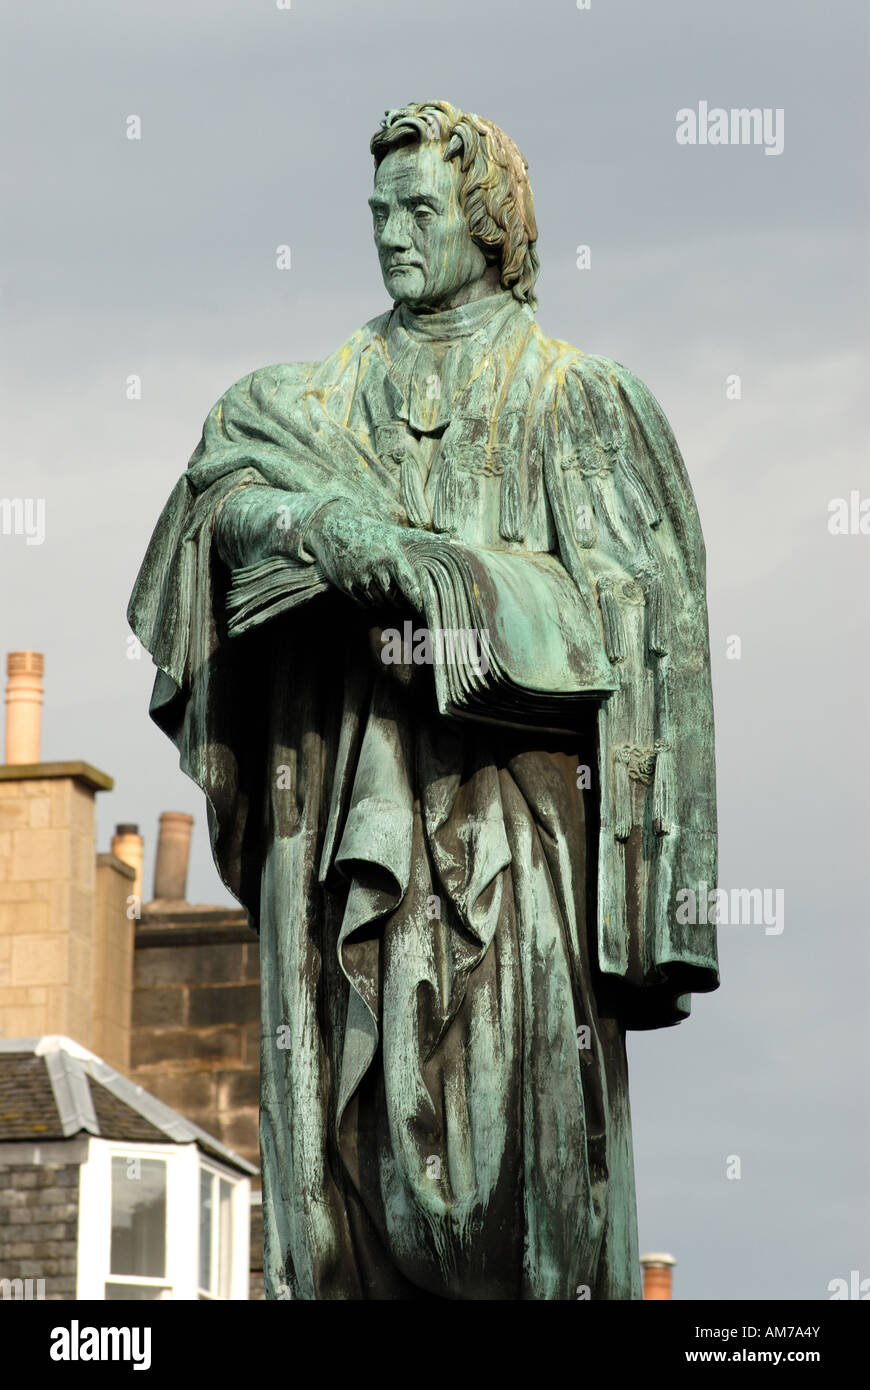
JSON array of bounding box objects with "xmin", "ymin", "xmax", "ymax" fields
[{"xmin": 369, "ymin": 100, "xmax": 539, "ymax": 313}]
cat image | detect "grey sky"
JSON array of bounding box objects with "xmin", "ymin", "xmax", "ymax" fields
[{"xmin": 1, "ymin": 0, "xmax": 867, "ymax": 1300}]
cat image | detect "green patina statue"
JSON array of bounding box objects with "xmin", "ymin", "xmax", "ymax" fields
[{"xmin": 128, "ymin": 101, "xmax": 718, "ymax": 1301}]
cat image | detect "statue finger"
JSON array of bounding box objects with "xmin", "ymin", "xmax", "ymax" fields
[
  {"xmin": 352, "ymin": 569, "xmax": 381, "ymax": 605},
  {"xmin": 392, "ymin": 554, "xmax": 423, "ymax": 609},
  {"xmin": 374, "ymin": 566, "xmax": 392, "ymax": 600}
]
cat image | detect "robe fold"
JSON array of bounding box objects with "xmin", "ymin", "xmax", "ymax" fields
[{"xmin": 128, "ymin": 289, "xmax": 718, "ymax": 1300}]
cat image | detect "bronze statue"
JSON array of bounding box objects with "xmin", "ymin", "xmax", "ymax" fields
[{"xmin": 129, "ymin": 101, "xmax": 718, "ymax": 1300}]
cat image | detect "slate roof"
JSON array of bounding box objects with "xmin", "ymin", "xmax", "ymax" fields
[
  {"xmin": 0, "ymin": 1054, "xmax": 58, "ymax": 1139},
  {"xmin": 0, "ymin": 1036, "xmax": 256, "ymax": 1173}
]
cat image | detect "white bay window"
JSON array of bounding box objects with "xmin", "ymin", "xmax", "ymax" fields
[{"xmin": 76, "ymin": 1138, "xmax": 250, "ymax": 1300}]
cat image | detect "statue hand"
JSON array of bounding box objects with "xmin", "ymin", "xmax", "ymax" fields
[{"xmin": 305, "ymin": 502, "xmax": 423, "ymax": 609}]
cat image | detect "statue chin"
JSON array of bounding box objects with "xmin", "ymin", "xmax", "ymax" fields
[{"xmin": 384, "ymin": 266, "xmax": 426, "ymax": 304}]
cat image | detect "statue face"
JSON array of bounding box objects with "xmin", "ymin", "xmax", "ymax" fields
[{"xmin": 370, "ymin": 142, "xmax": 493, "ymax": 310}]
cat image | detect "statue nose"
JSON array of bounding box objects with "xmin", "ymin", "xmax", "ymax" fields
[{"xmin": 379, "ymin": 210, "xmax": 413, "ymax": 249}]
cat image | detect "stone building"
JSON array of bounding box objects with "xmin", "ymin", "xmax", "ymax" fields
[
  {"xmin": 0, "ymin": 650, "xmax": 263, "ymax": 1300},
  {"xmin": 129, "ymin": 814, "xmax": 263, "ymax": 1298},
  {"xmin": 0, "ymin": 1035, "xmax": 254, "ymax": 1300}
]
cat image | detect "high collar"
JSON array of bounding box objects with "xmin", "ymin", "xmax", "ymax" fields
[
  {"xmin": 378, "ymin": 292, "xmax": 532, "ymax": 435},
  {"xmin": 393, "ymin": 290, "xmax": 519, "ymax": 342}
]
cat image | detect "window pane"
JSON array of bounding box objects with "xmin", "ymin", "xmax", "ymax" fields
[
  {"xmin": 110, "ymin": 1157, "xmax": 166, "ymax": 1279},
  {"xmin": 105, "ymin": 1283, "xmax": 169, "ymax": 1300},
  {"xmin": 218, "ymin": 1179, "xmax": 233, "ymax": 1299},
  {"xmin": 199, "ymin": 1169, "xmax": 213, "ymax": 1292}
]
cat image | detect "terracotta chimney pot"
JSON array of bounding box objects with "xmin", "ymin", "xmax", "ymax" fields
[
  {"xmin": 153, "ymin": 811, "xmax": 194, "ymax": 900},
  {"xmin": 640, "ymin": 1252, "xmax": 677, "ymax": 1300},
  {"xmin": 112, "ymin": 823, "xmax": 144, "ymax": 904}
]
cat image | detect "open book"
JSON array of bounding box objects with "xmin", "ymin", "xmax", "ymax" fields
[{"xmin": 226, "ymin": 536, "xmax": 617, "ymax": 734}]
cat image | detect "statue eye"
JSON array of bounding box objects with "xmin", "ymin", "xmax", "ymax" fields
[{"xmin": 414, "ymin": 207, "xmax": 433, "ymax": 222}]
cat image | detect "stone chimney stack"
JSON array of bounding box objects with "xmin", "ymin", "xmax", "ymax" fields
[
  {"xmin": 153, "ymin": 811, "xmax": 194, "ymax": 901},
  {"xmin": 640, "ymin": 1252, "xmax": 676, "ymax": 1300},
  {"xmin": 112, "ymin": 823, "xmax": 144, "ymax": 905},
  {"xmin": 4, "ymin": 650, "xmax": 44, "ymax": 764},
  {"xmin": 0, "ymin": 648, "xmax": 133, "ymax": 1071}
]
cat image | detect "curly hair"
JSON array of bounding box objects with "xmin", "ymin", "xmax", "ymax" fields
[{"xmin": 370, "ymin": 100, "xmax": 540, "ymax": 310}]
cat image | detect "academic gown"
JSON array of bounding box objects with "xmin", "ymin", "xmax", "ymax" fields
[{"xmin": 128, "ymin": 290, "xmax": 718, "ymax": 1300}]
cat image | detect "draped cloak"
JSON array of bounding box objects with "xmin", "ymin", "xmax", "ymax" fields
[{"xmin": 127, "ymin": 290, "xmax": 718, "ymax": 1300}]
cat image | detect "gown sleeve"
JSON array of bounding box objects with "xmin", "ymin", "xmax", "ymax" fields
[
  {"xmin": 214, "ymin": 485, "xmax": 345, "ymax": 569},
  {"xmin": 541, "ymin": 352, "xmax": 719, "ymax": 1027}
]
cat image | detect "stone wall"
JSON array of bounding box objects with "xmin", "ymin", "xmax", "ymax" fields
[
  {"xmin": 93, "ymin": 853, "xmax": 135, "ymax": 1072},
  {"xmin": 0, "ymin": 1157, "xmax": 80, "ymax": 1301},
  {"xmin": 0, "ymin": 763, "xmax": 113, "ymax": 1050},
  {"xmin": 131, "ymin": 909, "xmax": 260, "ymax": 1167},
  {"xmin": 131, "ymin": 907, "xmax": 264, "ymax": 1299}
]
